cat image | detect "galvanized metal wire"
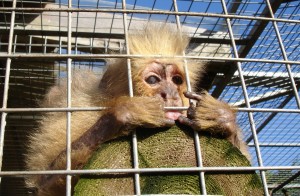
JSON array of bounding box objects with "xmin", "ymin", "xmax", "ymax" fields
[{"xmin": 0, "ymin": 0, "xmax": 299, "ymax": 195}]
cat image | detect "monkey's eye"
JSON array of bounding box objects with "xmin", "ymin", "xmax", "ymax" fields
[
  {"xmin": 172, "ymin": 75, "xmax": 183, "ymax": 85},
  {"xmin": 145, "ymin": 75, "xmax": 161, "ymax": 84}
]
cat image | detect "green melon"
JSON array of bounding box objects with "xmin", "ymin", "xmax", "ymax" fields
[{"xmin": 74, "ymin": 126, "xmax": 263, "ymax": 195}]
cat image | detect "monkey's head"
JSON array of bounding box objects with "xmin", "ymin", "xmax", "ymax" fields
[{"xmin": 99, "ymin": 24, "xmax": 203, "ymax": 121}]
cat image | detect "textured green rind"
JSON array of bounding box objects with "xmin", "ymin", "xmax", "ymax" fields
[{"xmin": 74, "ymin": 126, "xmax": 263, "ymax": 195}]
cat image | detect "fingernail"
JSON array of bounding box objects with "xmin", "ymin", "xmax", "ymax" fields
[
  {"xmin": 184, "ymin": 91, "xmax": 192, "ymax": 96},
  {"xmin": 164, "ymin": 119, "xmax": 175, "ymax": 126}
]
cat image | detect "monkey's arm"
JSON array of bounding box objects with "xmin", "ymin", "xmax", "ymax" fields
[
  {"xmin": 178, "ymin": 91, "xmax": 249, "ymax": 158},
  {"xmin": 36, "ymin": 114, "xmax": 120, "ymax": 194},
  {"xmin": 37, "ymin": 96, "xmax": 167, "ymax": 194}
]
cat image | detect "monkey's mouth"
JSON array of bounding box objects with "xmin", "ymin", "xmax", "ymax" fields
[{"xmin": 165, "ymin": 111, "xmax": 182, "ymax": 121}]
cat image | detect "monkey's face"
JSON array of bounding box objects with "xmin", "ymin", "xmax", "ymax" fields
[{"xmin": 135, "ymin": 60, "xmax": 188, "ymax": 121}]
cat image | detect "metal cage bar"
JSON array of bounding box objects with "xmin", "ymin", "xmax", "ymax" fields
[
  {"xmin": 0, "ymin": 0, "xmax": 17, "ymax": 179},
  {"xmin": 0, "ymin": 7, "xmax": 299, "ymax": 24},
  {"xmin": 1, "ymin": 53, "xmax": 300, "ymax": 65},
  {"xmin": 264, "ymin": 0, "xmax": 300, "ymax": 109},
  {"xmin": 0, "ymin": 165, "xmax": 299, "ymax": 176},
  {"xmin": 121, "ymin": 0, "xmax": 141, "ymax": 194},
  {"xmin": 0, "ymin": 0, "xmax": 299, "ymax": 195},
  {"xmin": 220, "ymin": 0, "xmax": 269, "ymax": 195},
  {"xmin": 173, "ymin": 0, "xmax": 207, "ymax": 194},
  {"xmin": 66, "ymin": 0, "xmax": 73, "ymax": 194}
]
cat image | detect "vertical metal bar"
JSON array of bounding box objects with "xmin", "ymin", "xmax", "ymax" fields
[
  {"xmin": 104, "ymin": 39, "xmax": 108, "ymax": 54},
  {"xmin": 59, "ymin": 38, "xmax": 62, "ymax": 55},
  {"xmin": 13, "ymin": 35, "xmax": 17, "ymax": 53},
  {"xmin": 66, "ymin": 0, "xmax": 73, "ymax": 195},
  {"xmin": 121, "ymin": 3, "xmax": 133, "ymax": 97},
  {"xmin": 264, "ymin": 0, "xmax": 300, "ymax": 109},
  {"xmin": 173, "ymin": 0, "xmax": 207, "ymax": 194},
  {"xmin": 0, "ymin": 35, "xmax": 2, "ymax": 51},
  {"xmin": 43, "ymin": 36, "xmax": 47, "ymax": 54},
  {"xmin": 29, "ymin": 36, "xmax": 32, "ymax": 53},
  {"xmin": 75, "ymin": 38, "xmax": 78, "ymax": 55},
  {"xmin": 193, "ymin": 131, "xmax": 206, "ymax": 194},
  {"xmin": 89, "ymin": 38, "xmax": 92, "ymax": 54},
  {"xmin": 220, "ymin": 0, "xmax": 269, "ymax": 195},
  {"xmin": 0, "ymin": 0, "xmax": 17, "ymax": 182},
  {"xmin": 58, "ymin": 0, "xmax": 62, "ymax": 56},
  {"xmin": 121, "ymin": 0, "xmax": 140, "ymax": 195},
  {"xmin": 245, "ymin": 94, "xmax": 294, "ymax": 143},
  {"xmin": 74, "ymin": 0, "xmax": 80, "ymax": 56},
  {"xmin": 91, "ymin": 0, "xmax": 101, "ymax": 51}
]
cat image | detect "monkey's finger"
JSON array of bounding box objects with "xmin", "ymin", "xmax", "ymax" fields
[
  {"xmin": 164, "ymin": 119, "xmax": 176, "ymax": 127},
  {"xmin": 183, "ymin": 91, "xmax": 203, "ymax": 102},
  {"xmin": 187, "ymin": 105, "xmax": 196, "ymax": 119},
  {"xmin": 178, "ymin": 116, "xmax": 197, "ymax": 130},
  {"xmin": 143, "ymin": 119, "xmax": 175, "ymax": 128}
]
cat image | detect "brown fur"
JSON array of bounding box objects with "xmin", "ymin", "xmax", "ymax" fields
[
  {"xmin": 25, "ymin": 71, "xmax": 103, "ymax": 187},
  {"xmin": 193, "ymin": 91, "xmax": 249, "ymax": 159},
  {"xmin": 25, "ymin": 24, "xmax": 248, "ymax": 195}
]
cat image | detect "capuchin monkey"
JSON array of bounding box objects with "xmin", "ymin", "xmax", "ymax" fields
[{"xmin": 25, "ymin": 25, "xmax": 249, "ymax": 195}]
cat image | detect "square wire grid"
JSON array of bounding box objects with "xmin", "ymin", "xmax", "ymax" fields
[{"xmin": 0, "ymin": 0, "xmax": 300, "ymax": 195}]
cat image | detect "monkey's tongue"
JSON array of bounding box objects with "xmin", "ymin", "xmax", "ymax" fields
[{"xmin": 165, "ymin": 111, "xmax": 182, "ymax": 120}]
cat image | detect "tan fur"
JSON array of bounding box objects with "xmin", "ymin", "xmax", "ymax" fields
[
  {"xmin": 106, "ymin": 96, "xmax": 165, "ymax": 128},
  {"xmin": 194, "ymin": 91, "xmax": 249, "ymax": 159},
  {"xmin": 128, "ymin": 25, "xmax": 200, "ymax": 92},
  {"xmin": 99, "ymin": 25, "xmax": 201, "ymax": 99},
  {"xmin": 26, "ymin": 25, "xmax": 203, "ymax": 193},
  {"xmin": 128, "ymin": 24, "xmax": 189, "ymax": 57},
  {"xmin": 25, "ymin": 24, "xmax": 247, "ymax": 195},
  {"xmin": 25, "ymin": 71, "xmax": 103, "ymax": 188}
]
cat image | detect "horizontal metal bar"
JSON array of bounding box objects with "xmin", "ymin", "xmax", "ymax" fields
[
  {"xmin": 0, "ymin": 54, "xmax": 300, "ymax": 65},
  {"xmin": 0, "ymin": 29, "xmax": 125, "ymax": 39},
  {"xmin": 0, "ymin": 166, "xmax": 300, "ymax": 177},
  {"xmin": 237, "ymin": 108, "xmax": 300, "ymax": 113},
  {"xmin": 1, "ymin": 107, "xmax": 300, "ymax": 113},
  {"xmin": 234, "ymin": 71, "xmax": 300, "ymax": 79},
  {"xmin": 269, "ymin": 184, "xmax": 300, "ymax": 189},
  {"xmin": 245, "ymin": 94, "xmax": 294, "ymax": 144},
  {"xmin": 0, "ymin": 8, "xmax": 299, "ymax": 24},
  {"xmin": 0, "ymin": 105, "xmax": 298, "ymax": 113},
  {"xmin": 248, "ymin": 143, "xmax": 300, "ymax": 147},
  {"xmin": 0, "ymin": 29, "xmax": 248, "ymax": 45},
  {"xmin": 232, "ymin": 89, "xmax": 294, "ymax": 107},
  {"xmin": 1, "ymin": 107, "xmax": 107, "ymax": 112}
]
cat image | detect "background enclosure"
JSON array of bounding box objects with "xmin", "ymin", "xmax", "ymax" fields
[{"xmin": 0, "ymin": 0, "xmax": 300, "ymax": 195}]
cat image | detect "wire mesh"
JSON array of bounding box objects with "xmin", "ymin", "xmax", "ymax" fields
[{"xmin": 0, "ymin": 0, "xmax": 299, "ymax": 195}]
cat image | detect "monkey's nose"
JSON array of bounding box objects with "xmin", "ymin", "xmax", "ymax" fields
[{"xmin": 160, "ymin": 92, "xmax": 167, "ymax": 99}]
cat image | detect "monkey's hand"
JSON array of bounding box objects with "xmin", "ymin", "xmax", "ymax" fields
[
  {"xmin": 105, "ymin": 96, "xmax": 171, "ymax": 136},
  {"xmin": 178, "ymin": 91, "xmax": 238, "ymax": 144}
]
